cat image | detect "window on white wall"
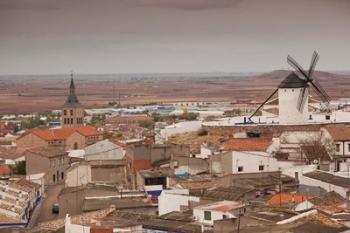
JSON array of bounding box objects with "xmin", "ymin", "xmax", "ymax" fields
[
  {"xmin": 238, "ymin": 166, "xmax": 244, "ymax": 172},
  {"xmin": 259, "ymin": 165, "xmax": 264, "ymax": 171},
  {"xmin": 348, "ymin": 144, "xmax": 350, "ymax": 152},
  {"xmin": 204, "ymin": 211, "xmax": 211, "ymax": 220},
  {"xmin": 336, "ymin": 144, "xmax": 340, "ymax": 152}
]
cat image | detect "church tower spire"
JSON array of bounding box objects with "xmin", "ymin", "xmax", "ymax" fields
[
  {"xmin": 70, "ymin": 72, "xmax": 75, "ymax": 94},
  {"xmin": 62, "ymin": 72, "xmax": 84, "ymax": 128},
  {"xmin": 64, "ymin": 72, "xmax": 81, "ymax": 107}
]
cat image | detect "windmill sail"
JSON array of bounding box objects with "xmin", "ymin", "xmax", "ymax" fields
[{"xmin": 297, "ymin": 87, "xmax": 308, "ymax": 112}]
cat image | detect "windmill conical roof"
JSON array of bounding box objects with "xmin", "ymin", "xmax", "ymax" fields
[{"xmin": 278, "ymin": 72, "xmax": 308, "ymax": 88}]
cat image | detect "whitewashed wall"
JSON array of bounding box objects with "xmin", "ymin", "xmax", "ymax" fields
[
  {"xmin": 65, "ymin": 215, "xmax": 90, "ymax": 233},
  {"xmin": 277, "ymin": 162, "xmax": 317, "ymax": 178},
  {"xmin": 230, "ymin": 151, "xmax": 279, "ymax": 174},
  {"xmin": 65, "ymin": 164, "xmax": 91, "ymax": 187},
  {"xmin": 158, "ymin": 189, "xmax": 200, "ymax": 216},
  {"xmin": 193, "ymin": 208, "xmax": 235, "ymax": 226},
  {"xmin": 299, "ymin": 175, "xmax": 348, "ymax": 198},
  {"xmin": 278, "ymin": 88, "xmax": 309, "ymax": 125}
]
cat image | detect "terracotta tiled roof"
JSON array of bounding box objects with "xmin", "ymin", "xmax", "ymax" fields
[
  {"xmin": 316, "ymin": 205, "xmax": 350, "ymax": 214},
  {"xmin": 90, "ymin": 228, "xmax": 113, "ymax": 233},
  {"xmin": 325, "ymin": 126, "xmax": 350, "ymax": 141},
  {"xmin": 266, "ymin": 193, "xmax": 313, "ymax": 205},
  {"xmin": 223, "ymin": 137, "xmax": 272, "ymax": 152},
  {"xmin": 309, "ymin": 191, "xmax": 346, "ymax": 206},
  {"xmin": 24, "ymin": 126, "xmax": 100, "ymax": 141},
  {"xmin": 0, "ymin": 166, "xmax": 10, "ymax": 176},
  {"xmin": 76, "ymin": 126, "xmax": 101, "ymax": 137}
]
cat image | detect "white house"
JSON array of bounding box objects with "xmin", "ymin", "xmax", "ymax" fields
[
  {"xmin": 219, "ymin": 135, "xmax": 279, "ymax": 174},
  {"xmin": 196, "ymin": 143, "xmax": 213, "ymax": 159},
  {"xmin": 158, "ymin": 189, "xmax": 200, "ymax": 216},
  {"xmin": 0, "ymin": 178, "xmax": 41, "ymax": 222},
  {"xmin": 193, "ymin": 200, "xmax": 244, "ymax": 226},
  {"xmin": 299, "ymin": 170, "xmax": 350, "ymax": 198},
  {"xmin": 84, "ymin": 139, "xmax": 125, "ymax": 161},
  {"xmin": 322, "ymin": 126, "xmax": 350, "ymax": 158},
  {"xmin": 277, "ymin": 130, "xmax": 322, "ymax": 160},
  {"xmin": 65, "ymin": 162, "xmax": 91, "ymax": 187},
  {"xmin": 295, "ymin": 191, "xmax": 347, "ymax": 212},
  {"xmin": 65, "ymin": 213, "xmax": 143, "ymax": 233},
  {"xmin": 221, "ymin": 151, "xmax": 279, "ymax": 174}
]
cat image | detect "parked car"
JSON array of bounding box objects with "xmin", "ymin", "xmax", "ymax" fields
[{"xmin": 52, "ymin": 203, "xmax": 59, "ymax": 214}]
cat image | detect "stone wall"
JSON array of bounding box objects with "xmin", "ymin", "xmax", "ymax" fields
[
  {"xmin": 203, "ymin": 122, "xmax": 350, "ymax": 137},
  {"xmin": 17, "ymin": 133, "xmax": 48, "ymax": 153}
]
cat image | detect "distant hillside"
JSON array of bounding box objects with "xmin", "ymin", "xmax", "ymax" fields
[{"xmin": 0, "ymin": 70, "xmax": 349, "ymax": 113}]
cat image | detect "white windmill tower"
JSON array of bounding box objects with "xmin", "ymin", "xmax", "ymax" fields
[
  {"xmin": 278, "ymin": 72, "xmax": 309, "ymax": 124},
  {"xmin": 248, "ymin": 51, "xmax": 330, "ymax": 124}
]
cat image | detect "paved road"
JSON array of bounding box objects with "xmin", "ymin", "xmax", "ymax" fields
[{"xmin": 37, "ymin": 184, "xmax": 64, "ymax": 224}]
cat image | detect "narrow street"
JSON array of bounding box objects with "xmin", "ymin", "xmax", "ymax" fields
[{"xmin": 37, "ymin": 184, "xmax": 64, "ymax": 224}]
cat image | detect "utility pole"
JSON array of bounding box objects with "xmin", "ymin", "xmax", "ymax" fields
[
  {"xmin": 237, "ymin": 207, "xmax": 242, "ymax": 233},
  {"xmin": 279, "ymin": 168, "xmax": 282, "ymax": 207}
]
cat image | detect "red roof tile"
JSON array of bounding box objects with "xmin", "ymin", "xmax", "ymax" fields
[
  {"xmin": 223, "ymin": 138, "xmax": 272, "ymax": 152},
  {"xmin": 0, "ymin": 166, "xmax": 10, "ymax": 176},
  {"xmin": 25, "ymin": 126, "xmax": 100, "ymax": 141},
  {"xmin": 90, "ymin": 228, "xmax": 113, "ymax": 233},
  {"xmin": 325, "ymin": 126, "xmax": 350, "ymax": 141},
  {"xmin": 129, "ymin": 159, "xmax": 152, "ymax": 172},
  {"xmin": 267, "ymin": 193, "xmax": 313, "ymax": 205}
]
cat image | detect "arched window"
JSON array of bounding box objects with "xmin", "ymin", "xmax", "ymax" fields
[
  {"xmin": 70, "ymin": 109, "xmax": 73, "ymax": 116},
  {"xmin": 74, "ymin": 142, "xmax": 78, "ymax": 150}
]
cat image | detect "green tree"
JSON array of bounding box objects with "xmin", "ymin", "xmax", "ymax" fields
[
  {"xmin": 13, "ymin": 161, "xmax": 26, "ymax": 175},
  {"xmin": 139, "ymin": 120, "xmax": 154, "ymax": 129},
  {"xmin": 103, "ymin": 131, "xmax": 113, "ymax": 140},
  {"xmin": 178, "ymin": 112, "xmax": 199, "ymax": 121},
  {"xmin": 21, "ymin": 117, "xmax": 42, "ymax": 129}
]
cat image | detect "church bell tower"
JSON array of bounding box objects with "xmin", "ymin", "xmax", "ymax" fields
[{"xmin": 61, "ymin": 73, "xmax": 84, "ymax": 128}]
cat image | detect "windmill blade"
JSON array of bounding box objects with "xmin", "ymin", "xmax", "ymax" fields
[
  {"xmin": 287, "ymin": 55, "xmax": 309, "ymax": 80},
  {"xmin": 248, "ymin": 88, "xmax": 279, "ymax": 121},
  {"xmin": 297, "ymin": 87, "xmax": 307, "ymax": 112},
  {"xmin": 309, "ymin": 81, "xmax": 329, "ymax": 103},
  {"xmin": 308, "ymin": 51, "xmax": 319, "ymax": 78},
  {"xmin": 312, "ymin": 79, "xmax": 330, "ymax": 102}
]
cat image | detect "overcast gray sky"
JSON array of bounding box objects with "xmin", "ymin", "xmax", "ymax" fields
[{"xmin": 0, "ymin": 0, "xmax": 349, "ymax": 75}]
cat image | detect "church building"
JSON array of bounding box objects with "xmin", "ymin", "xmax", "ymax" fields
[
  {"xmin": 61, "ymin": 75, "xmax": 84, "ymax": 128},
  {"xmin": 16, "ymin": 74, "xmax": 102, "ymax": 153}
]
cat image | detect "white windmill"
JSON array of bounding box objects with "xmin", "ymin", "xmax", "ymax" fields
[{"xmin": 248, "ymin": 51, "xmax": 330, "ymax": 124}]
